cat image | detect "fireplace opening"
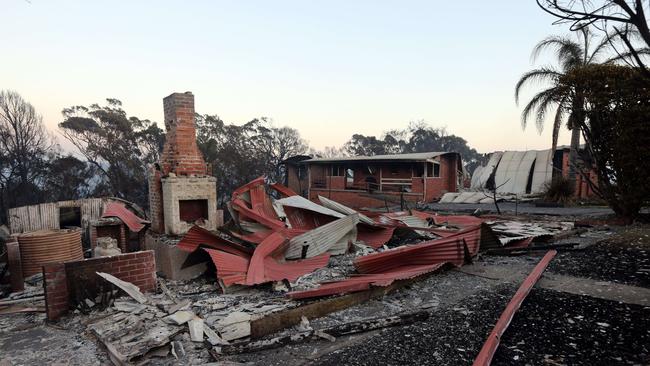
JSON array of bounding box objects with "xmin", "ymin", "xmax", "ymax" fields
[{"xmin": 179, "ymin": 199, "xmax": 209, "ymax": 223}]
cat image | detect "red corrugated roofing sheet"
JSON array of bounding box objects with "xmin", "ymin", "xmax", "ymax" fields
[
  {"xmin": 177, "ymin": 225, "xmax": 253, "ymax": 256},
  {"xmin": 102, "ymin": 202, "xmax": 146, "ymax": 232},
  {"xmin": 288, "ymin": 262, "xmax": 446, "ymax": 299},
  {"xmin": 270, "ymin": 183, "xmax": 298, "ymax": 198},
  {"xmin": 357, "ymin": 225, "xmax": 396, "ymax": 249},
  {"xmin": 288, "ymin": 224, "xmax": 484, "ymax": 299},
  {"xmin": 197, "ymin": 229, "xmax": 330, "ymax": 287},
  {"xmin": 283, "ymin": 206, "xmax": 338, "ymax": 230},
  {"xmin": 245, "ymin": 232, "xmax": 286, "ymax": 285}
]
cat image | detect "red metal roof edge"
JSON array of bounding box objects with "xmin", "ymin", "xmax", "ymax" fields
[
  {"xmin": 472, "ymin": 250, "xmax": 557, "ymax": 366},
  {"xmin": 102, "ymin": 202, "xmax": 146, "ymax": 232}
]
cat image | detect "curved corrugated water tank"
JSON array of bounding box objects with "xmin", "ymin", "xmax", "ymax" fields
[{"xmin": 18, "ymin": 229, "xmax": 83, "ymax": 277}]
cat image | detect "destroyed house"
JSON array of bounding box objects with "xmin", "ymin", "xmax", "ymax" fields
[
  {"xmin": 470, "ymin": 145, "xmax": 598, "ymax": 198},
  {"xmin": 285, "ymin": 152, "xmax": 463, "ymax": 208}
]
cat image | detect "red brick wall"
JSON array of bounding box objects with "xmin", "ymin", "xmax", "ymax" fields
[
  {"xmin": 425, "ymin": 178, "xmax": 448, "ymax": 201},
  {"xmin": 160, "ymin": 92, "xmax": 207, "ymax": 176},
  {"xmin": 309, "ymin": 189, "xmax": 421, "ymax": 209},
  {"xmin": 561, "ymin": 149, "xmax": 599, "ymax": 198},
  {"xmin": 43, "ymin": 251, "xmax": 156, "ymax": 321},
  {"xmin": 423, "ymin": 155, "xmax": 458, "ymax": 201},
  {"xmin": 43, "ymin": 262, "xmax": 69, "ymax": 321},
  {"xmin": 148, "ymin": 166, "xmax": 165, "ymax": 233}
]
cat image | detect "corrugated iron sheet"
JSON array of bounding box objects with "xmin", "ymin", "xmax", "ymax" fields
[
  {"xmin": 102, "ymin": 202, "xmax": 146, "ymax": 232},
  {"xmin": 282, "ymin": 206, "xmax": 338, "ymax": 230},
  {"xmin": 288, "ymin": 224, "xmax": 485, "ymax": 299},
  {"xmin": 317, "ymin": 195, "xmax": 376, "ymax": 225},
  {"xmin": 285, "ymin": 214, "xmax": 359, "ymax": 259},
  {"xmin": 192, "ymin": 228, "xmax": 330, "ymax": 287},
  {"xmin": 270, "ymin": 183, "xmax": 298, "ymax": 198},
  {"xmin": 275, "ymin": 196, "xmax": 345, "ymax": 219},
  {"xmin": 288, "ymin": 262, "xmax": 446, "ymax": 299},
  {"xmin": 177, "ymin": 225, "xmax": 253, "ymax": 256},
  {"xmin": 357, "ymin": 225, "xmax": 396, "ymax": 248}
]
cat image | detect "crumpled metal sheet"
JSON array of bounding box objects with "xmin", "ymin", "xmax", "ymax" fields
[
  {"xmin": 317, "ymin": 195, "xmax": 376, "ymax": 226},
  {"xmin": 102, "ymin": 202, "xmax": 147, "ymax": 232},
  {"xmin": 285, "ymin": 214, "xmax": 359, "ymax": 259},
  {"xmin": 288, "ymin": 225, "xmax": 484, "ymax": 299},
  {"xmin": 176, "ymin": 225, "xmax": 252, "ymax": 256}
]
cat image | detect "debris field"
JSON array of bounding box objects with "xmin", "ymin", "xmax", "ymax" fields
[{"xmin": 2, "ymin": 174, "xmax": 648, "ymax": 365}]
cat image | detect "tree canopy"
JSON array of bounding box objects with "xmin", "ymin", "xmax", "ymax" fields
[
  {"xmin": 561, "ymin": 64, "xmax": 650, "ymax": 220},
  {"xmin": 343, "ymin": 122, "xmax": 484, "ymax": 173},
  {"xmin": 59, "ymin": 99, "xmax": 164, "ymax": 207}
]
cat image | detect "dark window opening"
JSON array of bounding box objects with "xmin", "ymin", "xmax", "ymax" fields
[
  {"xmin": 332, "ymin": 165, "xmax": 344, "ymax": 176},
  {"xmin": 59, "ymin": 206, "xmax": 81, "ymax": 228},
  {"xmin": 179, "ymin": 199, "xmax": 209, "ymax": 223},
  {"xmin": 414, "ymin": 164, "xmax": 424, "ymax": 177},
  {"xmin": 427, "ymin": 162, "xmax": 441, "ymax": 178},
  {"xmin": 298, "ymin": 165, "xmax": 307, "ymax": 179},
  {"xmin": 389, "ymin": 165, "xmax": 399, "ymax": 175}
]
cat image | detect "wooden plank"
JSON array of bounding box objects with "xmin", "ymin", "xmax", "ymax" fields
[
  {"xmin": 221, "ymin": 310, "xmax": 429, "ymax": 355},
  {"xmin": 27, "ymin": 205, "xmax": 41, "ymax": 232},
  {"xmin": 250, "ymin": 270, "xmax": 440, "ymax": 339}
]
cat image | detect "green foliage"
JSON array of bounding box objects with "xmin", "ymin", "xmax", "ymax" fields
[{"xmin": 561, "ymin": 64, "xmax": 650, "ymax": 220}]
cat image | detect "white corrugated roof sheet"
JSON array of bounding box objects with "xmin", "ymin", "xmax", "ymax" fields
[{"xmin": 305, "ymin": 151, "xmax": 451, "ymax": 163}]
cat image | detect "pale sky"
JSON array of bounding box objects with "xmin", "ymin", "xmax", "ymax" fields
[{"xmin": 2, "ymin": 0, "xmax": 576, "ymax": 154}]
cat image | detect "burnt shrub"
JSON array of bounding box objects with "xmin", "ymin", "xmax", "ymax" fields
[{"xmin": 543, "ymin": 176, "xmax": 574, "ymax": 204}]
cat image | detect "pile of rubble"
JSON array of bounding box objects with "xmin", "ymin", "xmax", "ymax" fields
[{"xmin": 1, "ymin": 177, "xmax": 576, "ymax": 364}]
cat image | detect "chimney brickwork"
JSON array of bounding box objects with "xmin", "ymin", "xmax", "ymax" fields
[
  {"xmin": 160, "ymin": 92, "xmax": 207, "ymax": 176},
  {"xmin": 148, "ymin": 91, "xmax": 218, "ymax": 235}
]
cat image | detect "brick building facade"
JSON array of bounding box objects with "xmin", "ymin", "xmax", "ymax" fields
[{"xmin": 285, "ymin": 152, "xmax": 463, "ymax": 209}]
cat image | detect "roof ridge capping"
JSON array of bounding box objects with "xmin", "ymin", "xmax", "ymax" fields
[{"xmin": 304, "ymin": 151, "xmax": 458, "ymax": 163}]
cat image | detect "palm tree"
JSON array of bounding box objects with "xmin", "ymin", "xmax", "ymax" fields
[{"xmin": 514, "ymin": 29, "xmax": 634, "ymax": 192}]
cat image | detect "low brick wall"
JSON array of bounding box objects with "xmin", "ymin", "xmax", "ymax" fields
[{"xmin": 43, "ymin": 250, "xmax": 156, "ymax": 321}]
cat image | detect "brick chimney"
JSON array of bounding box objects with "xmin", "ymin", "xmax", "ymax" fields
[
  {"xmin": 148, "ymin": 91, "xmax": 218, "ymax": 235},
  {"xmin": 160, "ymin": 92, "xmax": 207, "ymax": 176}
]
